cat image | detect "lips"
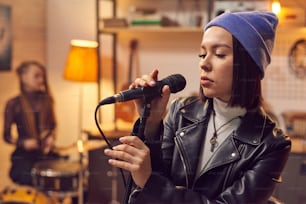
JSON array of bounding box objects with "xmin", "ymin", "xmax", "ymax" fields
[{"xmin": 200, "ymin": 76, "xmax": 214, "ymax": 87}]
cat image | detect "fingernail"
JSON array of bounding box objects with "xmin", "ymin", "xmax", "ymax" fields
[{"xmin": 149, "ymin": 81, "xmax": 156, "ymax": 86}]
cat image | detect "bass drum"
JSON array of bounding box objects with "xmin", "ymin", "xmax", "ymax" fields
[{"xmin": 0, "ymin": 186, "xmax": 53, "ymax": 204}]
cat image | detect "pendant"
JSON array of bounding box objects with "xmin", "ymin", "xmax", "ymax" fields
[{"xmin": 210, "ymin": 135, "xmax": 218, "ymax": 152}]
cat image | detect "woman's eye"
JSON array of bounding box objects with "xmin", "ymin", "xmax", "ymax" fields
[
  {"xmin": 198, "ymin": 54, "xmax": 206, "ymax": 59},
  {"xmin": 216, "ymin": 53, "xmax": 226, "ymax": 58}
]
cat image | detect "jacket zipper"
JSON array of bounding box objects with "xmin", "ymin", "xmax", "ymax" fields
[
  {"xmin": 222, "ymin": 132, "xmax": 244, "ymax": 190},
  {"xmin": 174, "ymin": 137, "xmax": 190, "ymax": 188}
]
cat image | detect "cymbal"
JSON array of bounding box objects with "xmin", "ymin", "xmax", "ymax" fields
[{"xmin": 54, "ymin": 140, "xmax": 107, "ymax": 154}]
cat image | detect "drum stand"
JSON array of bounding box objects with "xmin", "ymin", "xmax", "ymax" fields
[
  {"xmin": 52, "ymin": 142, "xmax": 86, "ymax": 204},
  {"xmin": 108, "ymin": 166, "xmax": 120, "ymax": 204},
  {"xmin": 78, "ymin": 151, "xmax": 84, "ymax": 204},
  {"xmin": 56, "ymin": 150, "xmax": 85, "ymax": 204}
]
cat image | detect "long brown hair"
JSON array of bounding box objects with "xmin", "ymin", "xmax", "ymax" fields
[
  {"xmin": 16, "ymin": 61, "xmax": 53, "ymax": 102},
  {"xmin": 16, "ymin": 61, "xmax": 56, "ymax": 137}
]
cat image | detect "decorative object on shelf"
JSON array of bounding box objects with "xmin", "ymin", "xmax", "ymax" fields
[
  {"xmin": 288, "ymin": 39, "xmax": 306, "ymax": 79},
  {"xmin": 128, "ymin": 6, "xmax": 161, "ymax": 27},
  {"xmin": 0, "ymin": 4, "xmax": 12, "ymax": 71},
  {"xmin": 160, "ymin": 16, "xmax": 180, "ymax": 27},
  {"xmin": 213, "ymin": 1, "xmax": 270, "ymax": 18},
  {"xmin": 282, "ymin": 111, "xmax": 306, "ymax": 138},
  {"xmin": 103, "ymin": 18, "xmax": 128, "ymax": 28}
]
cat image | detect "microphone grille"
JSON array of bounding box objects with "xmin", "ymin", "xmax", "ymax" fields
[{"xmin": 164, "ymin": 74, "xmax": 186, "ymax": 93}]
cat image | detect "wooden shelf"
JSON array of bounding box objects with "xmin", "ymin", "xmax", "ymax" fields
[{"xmin": 100, "ymin": 26, "xmax": 203, "ymax": 34}]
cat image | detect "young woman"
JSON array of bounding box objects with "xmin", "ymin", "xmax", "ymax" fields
[
  {"xmin": 3, "ymin": 61, "xmax": 58, "ymax": 186},
  {"xmin": 104, "ymin": 11, "xmax": 291, "ymax": 203}
]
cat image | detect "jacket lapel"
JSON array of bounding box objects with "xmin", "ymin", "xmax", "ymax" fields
[
  {"xmin": 175, "ymin": 99, "xmax": 210, "ymax": 184},
  {"xmin": 178, "ymin": 101, "xmax": 269, "ymax": 181},
  {"xmin": 201, "ymin": 136, "xmax": 240, "ymax": 174},
  {"xmin": 200, "ymin": 109, "xmax": 268, "ymax": 175}
]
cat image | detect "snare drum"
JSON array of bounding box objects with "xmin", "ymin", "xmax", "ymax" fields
[
  {"xmin": 0, "ymin": 186, "xmax": 52, "ymax": 204},
  {"xmin": 31, "ymin": 160, "xmax": 81, "ymax": 195}
]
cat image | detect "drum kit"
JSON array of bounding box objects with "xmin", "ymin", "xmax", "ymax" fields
[{"xmin": 0, "ymin": 139, "xmax": 107, "ymax": 204}]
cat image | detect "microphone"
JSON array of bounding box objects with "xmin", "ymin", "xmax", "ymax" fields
[{"xmin": 99, "ymin": 74, "xmax": 186, "ymax": 105}]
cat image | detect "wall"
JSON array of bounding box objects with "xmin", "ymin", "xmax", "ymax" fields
[
  {"xmin": 46, "ymin": 0, "xmax": 97, "ymax": 146},
  {"xmin": 0, "ymin": 0, "xmax": 46, "ymax": 189},
  {"xmin": 264, "ymin": 27, "xmax": 306, "ymax": 128}
]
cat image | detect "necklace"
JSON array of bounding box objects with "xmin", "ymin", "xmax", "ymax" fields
[{"xmin": 210, "ymin": 110, "xmax": 240, "ymax": 152}]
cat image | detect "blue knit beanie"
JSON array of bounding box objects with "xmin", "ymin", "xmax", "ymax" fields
[{"xmin": 205, "ymin": 11, "xmax": 278, "ymax": 78}]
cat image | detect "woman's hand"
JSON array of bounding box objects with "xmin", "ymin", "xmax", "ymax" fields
[
  {"xmin": 43, "ymin": 134, "xmax": 55, "ymax": 148},
  {"xmin": 130, "ymin": 69, "xmax": 171, "ymax": 138},
  {"xmin": 130, "ymin": 69, "xmax": 170, "ymax": 121},
  {"xmin": 42, "ymin": 134, "xmax": 56, "ymax": 154},
  {"xmin": 23, "ymin": 138, "xmax": 40, "ymax": 151},
  {"xmin": 104, "ymin": 136, "xmax": 151, "ymax": 188}
]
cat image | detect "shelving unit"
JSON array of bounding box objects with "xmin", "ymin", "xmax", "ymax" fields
[
  {"xmin": 96, "ymin": 0, "xmax": 213, "ymax": 110},
  {"xmin": 93, "ymin": 2, "xmax": 306, "ymax": 204},
  {"xmin": 93, "ymin": 2, "xmax": 213, "ymax": 202},
  {"xmin": 102, "ymin": 26, "xmax": 203, "ymax": 33}
]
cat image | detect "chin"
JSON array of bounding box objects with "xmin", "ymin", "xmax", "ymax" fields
[{"xmin": 202, "ymin": 89, "xmax": 215, "ymax": 98}]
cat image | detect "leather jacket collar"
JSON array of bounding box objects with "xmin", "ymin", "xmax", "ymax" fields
[{"xmin": 178, "ymin": 98, "xmax": 269, "ymax": 147}]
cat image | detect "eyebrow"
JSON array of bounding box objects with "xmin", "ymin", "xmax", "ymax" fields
[{"xmin": 201, "ymin": 43, "xmax": 232, "ymax": 50}]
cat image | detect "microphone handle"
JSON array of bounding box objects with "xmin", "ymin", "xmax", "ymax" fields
[{"xmin": 118, "ymin": 85, "xmax": 162, "ymax": 102}]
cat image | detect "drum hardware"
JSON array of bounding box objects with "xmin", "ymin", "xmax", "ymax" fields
[
  {"xmin": 0, "ymin": 186, "xmax": 53, "ymax": 204},
  {"xmin": 78, "ymin": 141, "xmax": 84, "ymax": 204},
  {"xmin": 107, "ymin": 166, "xmax": 120, "ymax": 204},
  {"xmin": 53, "ymin": 139, "xmax": 107, "ymax": 155}
]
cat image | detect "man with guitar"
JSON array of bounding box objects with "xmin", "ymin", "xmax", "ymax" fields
[{"xmin": 3, "ymin": 61, "xmax": 60, "ymax": 186}]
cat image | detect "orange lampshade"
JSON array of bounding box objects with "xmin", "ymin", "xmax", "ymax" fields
[{"xmin": 64, "ymin": 39, "xmax": 99, "ymax": 82}]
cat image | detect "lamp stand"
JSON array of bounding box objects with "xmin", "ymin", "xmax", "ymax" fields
[{"xmin": 78, "ymin": 84, "xmax": 84, "ymax": 204}]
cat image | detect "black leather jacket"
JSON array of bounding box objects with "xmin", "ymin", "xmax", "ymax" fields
[{"xmin": 130, "ymin": 97, "xmax": 291, "ymax": 204}]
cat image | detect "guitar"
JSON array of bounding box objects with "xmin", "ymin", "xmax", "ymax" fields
[{"xmin": 115, "ymin": 39, "xmax": 139, "ymax": 123}]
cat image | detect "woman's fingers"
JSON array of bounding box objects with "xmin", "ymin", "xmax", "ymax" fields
[
  {"xmin": 104, "ymin": 136, "xmax": 152, "ymax": 188},
  {"xmin": 104, "ymin": 136, "xmax": 150, "ymax": 169},
  {"xmin": 131, "ymin": 69, "xmax": 159, "ymax": 88},
  {"xmin": 106, "ymin": 144, "xmax": 143, "ymax": 164},
  {"xmin": 118, "ymin": 135, "xmax": 146, "ymax": 147},
  {"xmin": 107, "ymin": 155, "xmax": 142, "ymax": 172}
]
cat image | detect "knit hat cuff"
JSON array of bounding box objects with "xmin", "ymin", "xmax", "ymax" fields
[{"xmin": 205, "ymin": 12, "xmax": 278, "ymax": 78}]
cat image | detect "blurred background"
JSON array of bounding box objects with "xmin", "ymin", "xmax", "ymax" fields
[{"xmin": 0, "ymin": 0, "xmax": 305, "ymax": 203}]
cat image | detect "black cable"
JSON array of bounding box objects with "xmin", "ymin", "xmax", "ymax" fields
[
  {"xmin": 94, "ymin": 104, "xmax": 127, "ymax": 189},
  {"xmin": 95, "ymin": 99, "xmax": 152, "ymax": 204},
  {"xmin": 123, "ymin": 100, "xmax": 151, "ymax": 204}
]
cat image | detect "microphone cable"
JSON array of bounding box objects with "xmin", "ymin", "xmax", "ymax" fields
[{"xmin": 94, "ymin": 103, "xmax": 127, "ymax": 189}]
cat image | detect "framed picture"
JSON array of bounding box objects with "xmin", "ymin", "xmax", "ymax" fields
[
  {"xmin": 0, "ymin": 4, "xmax": 12, "ymax": 71},
  {"xmin": 288, "ymin": 39, "xmax": 306, "ymax": 79}
]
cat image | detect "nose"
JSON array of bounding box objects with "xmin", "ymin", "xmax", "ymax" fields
[{"xmin": 199, "ymin": 56, "xmax": 212, "ymax": 72}]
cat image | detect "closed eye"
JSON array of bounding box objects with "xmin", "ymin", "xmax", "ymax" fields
[
  {"xmin": 198, "ymin": 54, "xmax": 206, "ymax": 59},
  {"xmin": 216, "ymin": 54, "xmax": 226, "ymax": 58}
]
